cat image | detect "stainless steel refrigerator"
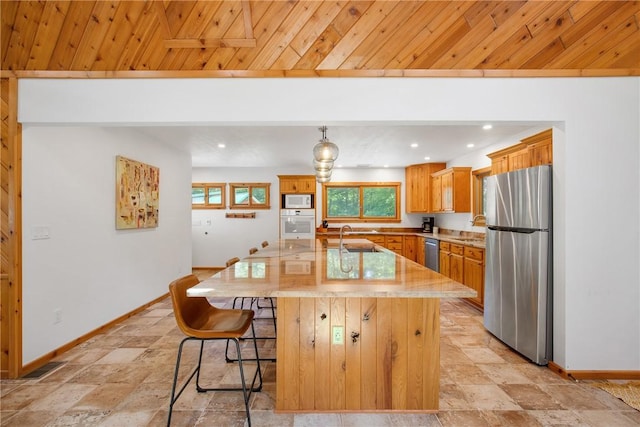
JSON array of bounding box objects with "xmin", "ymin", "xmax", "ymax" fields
[{"xmin": 484, "ymin": 165, "xmax": 552, "ymax": 365}]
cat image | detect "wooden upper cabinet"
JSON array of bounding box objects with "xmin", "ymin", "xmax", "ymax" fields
[
  {"xmin": 405, "ymin": 162, "xmax": 446, "ymax": 213},
  {"xmin": 524, "ymin": 129, "xmax": 553, "ymax": 167},
  {"xmin": 278, "ymin": 175, "xmax": 316, "ymax": 194},
  {"xmin": 490, "ymin": 155, "xmax": 509, "ymax": 175},
  {"xmin": 441, "ymin": 172, "xmax": 454, "ymax": 211},
  {"xmin": 487, "ymin": 129, "xmax": 553, "ymax": 175},
  {"xmin": 507, "ymin": 147, "xmax": 529, "ymax": 171},
  {"xmin": 431, "ymin": 175, "xmax": 442, "ymax": 212},
  {"xmin": 431, "ymin": 167, "xmax": 471, "ymax": 213}
]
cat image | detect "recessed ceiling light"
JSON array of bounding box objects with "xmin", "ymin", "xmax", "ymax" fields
[
  {"xmin": 383, "ymin": 164, "xmax": 389, "ymax": 168},
  {"xmin": 424, "ymin": 156, "xmax": 431, "ymax": 160},
  {"xmin": 336, "ymin": 164, "xmax": 343, "ymax": 168},
  {"xmin": 410, "ymin": 143, "xmax": 418, "ymax": 148},
  {"xmin": 467, "ymin": 143, "xmax": 475, "ymax": 148},
  {"xmin": 217, "ymin": 143, "xmax": 226, "ymax": 148},
  {"xmin": 483, "ymin": 124, "xmax": 493, "ymax": 130}
]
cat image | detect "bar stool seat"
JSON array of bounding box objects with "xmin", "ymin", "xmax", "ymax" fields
[{"xmin": 167, "ymin": 274, "xmax": 262, "ymax": 426}]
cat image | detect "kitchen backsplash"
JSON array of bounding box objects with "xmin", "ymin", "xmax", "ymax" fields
[{"xmin": 431, "ymin": 212, "xmax": 486, "ymax": 233}]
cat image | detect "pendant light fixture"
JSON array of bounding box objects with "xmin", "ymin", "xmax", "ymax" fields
[
  {"xmin": 313, "ymin": 126, "xmax": 338, "ymax": 182},
  {"xmin": 313, "ymin": 126, "xmax": 339, "ymax": 162},
  {"xmin": 315, "ymin": 169, "xmax": 332, "ymax": 179},
  {"xmin": 313, "ymin": 159, "xmax": 334, "ymax": 171}
]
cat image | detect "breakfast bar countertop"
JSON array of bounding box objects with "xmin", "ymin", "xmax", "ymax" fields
[{"xmin": 188, "ymin": 238, "xmax": 476, "ymax": 299}]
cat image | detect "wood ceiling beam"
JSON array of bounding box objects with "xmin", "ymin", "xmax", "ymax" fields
[{"xmin": 3, "ymin": 68, "xmax": 639, "ymax": 79}]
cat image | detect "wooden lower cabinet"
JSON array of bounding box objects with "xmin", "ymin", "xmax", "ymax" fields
[
  {"xmin": 463, "ymin": 246, "xmax": 484, "ymax": 309},
  {"xmin": 403, "ymin": 235, "xmax": 417, "ymax": 263},
  {"xmin": 449, "ymin": 244, "xmax": 464, "ymax": 283},
  {"xmin": 276, "ymin": 297, "xmax": 440, "ymax": 411},
  {"xmin": 439, "ymin": 242, "xmax": 450, "ymax": 277},
  {"xmin": 440, "ymin": 242, "xmax": 485, "ymax": 310},
  {"xmin": 416, "ymin": 237, "xmax": 425, "ymax": 266},
  {"xmin": 385, "ymin": 235, "xmax": 403, "ymax": 255},
  {"xmin": 348, "ymin": 234, "xmax": 404, "ymax": 257},
  {"xmin": 439, "ymin": 241, "xmax": 464, "ymax": 281}
]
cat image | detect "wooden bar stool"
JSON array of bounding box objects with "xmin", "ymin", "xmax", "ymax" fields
[{"xmin": 167, "ymin": 274, "xmax": 262, "ymax": 426}]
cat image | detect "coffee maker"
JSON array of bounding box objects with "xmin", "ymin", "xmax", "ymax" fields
[{"xmin": 422, "ymin": 217, "xmax": 435, "ymax": 233}]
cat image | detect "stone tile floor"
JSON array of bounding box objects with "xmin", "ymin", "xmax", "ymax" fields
[{"xmin": 2, "ymin": 282, "xmax": 639, "ymax": 426}]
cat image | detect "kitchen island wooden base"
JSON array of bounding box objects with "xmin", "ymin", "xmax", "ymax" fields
[{"xmin": 276, "ymin": 297, "xmax": 440, "ymax": 412}]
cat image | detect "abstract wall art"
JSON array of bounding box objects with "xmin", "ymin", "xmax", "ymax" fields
[{"xmin": 116, "ymin": 155, "xmax": 159, "ymax": 229}]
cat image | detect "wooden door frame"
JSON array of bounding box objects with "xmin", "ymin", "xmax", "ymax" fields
[{"xmin": 1, "ymin": 77, "xmax": 23, "ymax": 379}]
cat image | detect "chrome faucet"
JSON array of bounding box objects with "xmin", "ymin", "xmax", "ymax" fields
[{"xmin": 339, "ymin": 224, "xmax": 353, "ymax": 251}]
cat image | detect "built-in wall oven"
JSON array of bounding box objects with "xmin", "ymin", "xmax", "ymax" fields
[{"xmin": 280, "ymin": 209, "xmax": 316, "ymax": 239}]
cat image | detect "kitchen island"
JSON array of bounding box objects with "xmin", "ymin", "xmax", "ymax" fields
[{"xmin": 188, "ymin": 239, "xmax": 475, "ymax": 413}]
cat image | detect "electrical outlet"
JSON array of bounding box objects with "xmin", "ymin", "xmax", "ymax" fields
[
  {"xmin": 53, "ymin": 308, "xmax": 62, "ymax": 324},
  {"xmin": 332, "ymin": 326, "xmax": 344, "ymax": 345}
]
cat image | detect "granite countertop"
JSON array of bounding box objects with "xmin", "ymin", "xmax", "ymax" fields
[
  {"xmin": 420, "ymin": 232, "xmax": 486, "ymax": 248},
  {"xmin": 318, "ymin": 229, "xmax": 486, "ymax": 248},
  {"xmin": 188, "ymin": 238, "xmax": 476, "ymax": 299}
]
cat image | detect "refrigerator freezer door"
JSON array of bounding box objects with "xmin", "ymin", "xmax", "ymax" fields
[
  {"xmin": 484, "ymin": 228, "xmax": 551, "ymax": 365},
  {"xmin": 486, "ymin": 165, "xmax": 551, "ymax": 230}
]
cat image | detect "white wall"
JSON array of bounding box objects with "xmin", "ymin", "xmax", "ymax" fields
[
  {"xmin": 19, "ymin": 77, "xmax": 640, "ymax": 371},
  {"xmin": 191, "ymin": 167, "xmax": 281, "ymax": 267},
  {"xmin": 21, "ymin": 126, "xmax": 192, "ymax": 364}
]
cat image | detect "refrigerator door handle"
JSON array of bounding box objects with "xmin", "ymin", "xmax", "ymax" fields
[{"xmin": 487, "ymin": 226, "xmax": 537, "ymax": 234}]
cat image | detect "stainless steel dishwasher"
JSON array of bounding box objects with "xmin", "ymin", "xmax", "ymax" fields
[{"xmin": 425, "ymin": 238, "xmax": 439, "ymax": 272}]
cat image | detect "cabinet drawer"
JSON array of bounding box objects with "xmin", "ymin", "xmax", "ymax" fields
[
  {"xmin": 386, "ymin": 236, "xmax": 403, "ymax": 244},
  {"xmin": 387, "ymin": 242, "xmax": 403, "ymax": 250},
  {"xmin": 450, "ymin": 244, "xmax": 464, "ymax": 255},
  {"xmin": 464, "ymin": 246, "xmax": 484, "ymax": 262},
  {"xmin": 439, "ymin": 241, "xmax": 450, "ymax": 251}
]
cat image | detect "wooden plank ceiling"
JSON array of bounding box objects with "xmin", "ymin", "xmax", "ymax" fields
[{"xmin": 1, "ymin": 1, "xmax": 639, "ymax": 76}]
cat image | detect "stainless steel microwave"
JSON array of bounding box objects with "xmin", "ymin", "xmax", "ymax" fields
[{"xmin": 284, "ymin": 194, "xmax": 312, "ymax": 209}]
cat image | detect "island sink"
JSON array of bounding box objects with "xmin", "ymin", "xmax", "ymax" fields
[{"xmin": 342, "ymin": 245, "xmax": 381, "ymax": 253}]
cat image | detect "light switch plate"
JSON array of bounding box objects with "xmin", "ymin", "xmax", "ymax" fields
[{"xmin": 31, "ymin": 226, "xmax": 50, "ymax": 240}]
